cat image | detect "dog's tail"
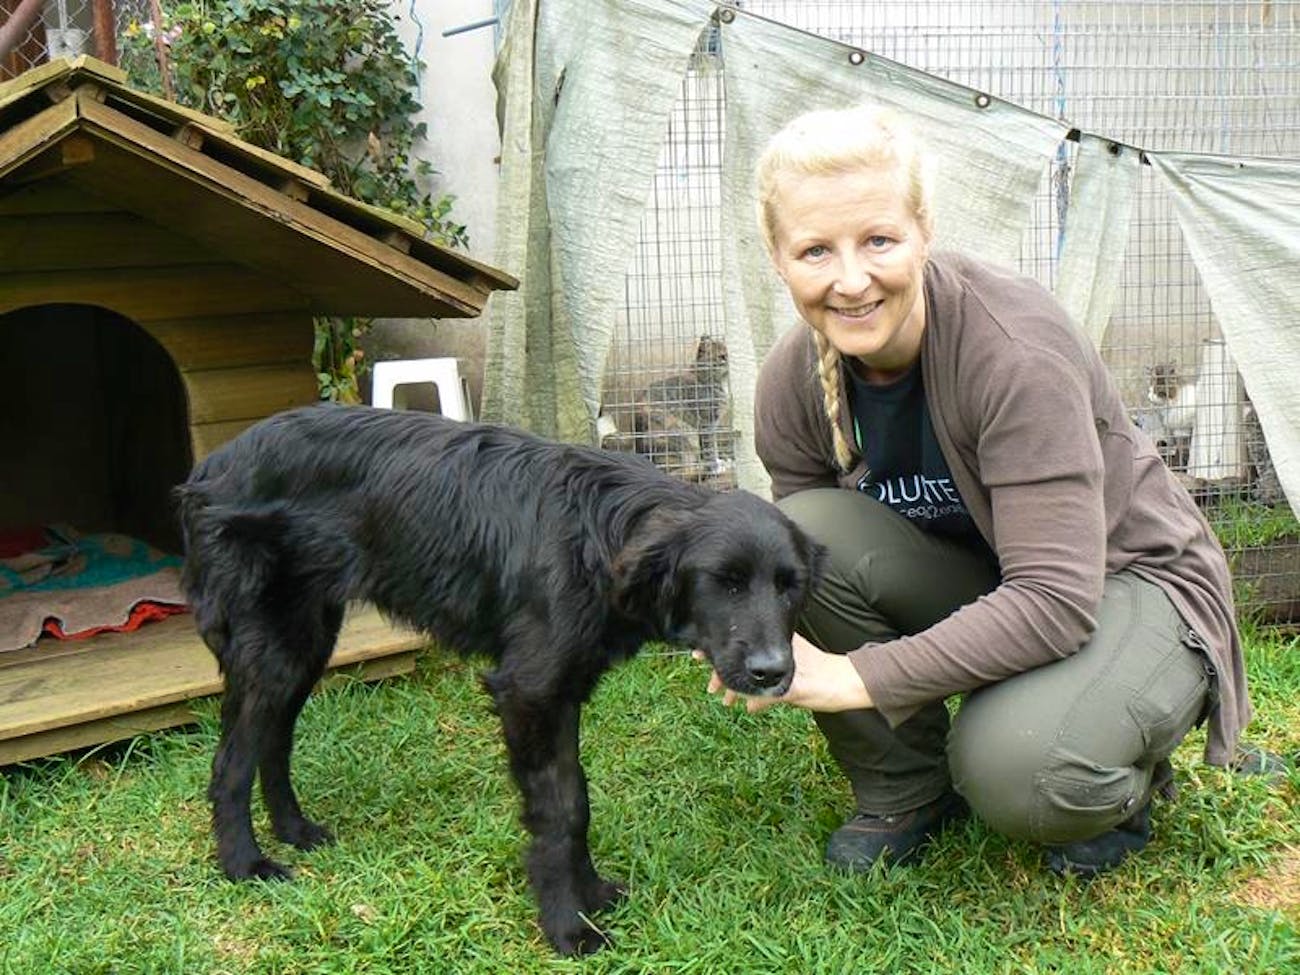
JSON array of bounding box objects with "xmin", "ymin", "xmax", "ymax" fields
[{"xmin": 176, "ymin": 492, "xmax": 361, "ymax": 654}]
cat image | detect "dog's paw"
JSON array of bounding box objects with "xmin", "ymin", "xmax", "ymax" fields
[
  {"xmin": 547, "ymin": 917, "xmax": 612, "ymax": 957},
  {"xmin": 275, "ymin": 818, "xmax": 335, "ymax": 852},
  {"xmin": 225, "ymin": 857, "xmax": 294, "ymax": 883},
  {"xmin": 584, "ymin": 877, "xmax": 627, "ymax": 914}
]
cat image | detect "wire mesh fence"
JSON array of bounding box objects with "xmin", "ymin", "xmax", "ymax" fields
[
  {"xmin": 4, "ymin": 0, "xmax": 1297, "ymax": 622},
  {"xmin": 601, "ymin": 0, "xmax": 1300, "ymax": 624},
  {"xmin": 3, "ymin": 1, "xmax": 97, "ymax": 76}
]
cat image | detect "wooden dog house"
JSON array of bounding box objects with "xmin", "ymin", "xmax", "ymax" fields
[{"xmin": 0, "ymin": 57, "xmax": 517, "ymax": 764}]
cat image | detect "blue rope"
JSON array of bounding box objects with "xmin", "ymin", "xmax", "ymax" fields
[{"xmin": 1052, "ymin": 0, "xmax": 1070, "ymax": 261}]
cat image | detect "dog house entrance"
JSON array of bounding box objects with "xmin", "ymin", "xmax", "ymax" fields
[{"xmin": 3, "ymin": 303, "xmax": 192, "ymax": 553}]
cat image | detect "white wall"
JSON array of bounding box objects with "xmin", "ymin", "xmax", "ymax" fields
[
  {"xmin": 395, "ymin": 0, "xmax": 501, "ymax": 261},
  {"xmin": 371, "ymin": 1, "xmax": 503, "ymax": 408}
]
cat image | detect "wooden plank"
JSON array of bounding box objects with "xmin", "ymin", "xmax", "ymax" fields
[
  {"xmin": 0, "ymin": 652, "xmax": 419, "ymax": 766},
  {"xmin": 66, "ymin": 55, "xmax": 128, "ymax": 85},
  {"xmin": 0, "ymin": 265, "xmax": 309, "ymax": 318},
  {"xmin": 146, "ymin": 311, "xmax": 313, "ymax": 371},
  {"xmin": 0, "ymin": 211, "xmax": 216, "ymax": 271},
  {"xmin": 0, "ymin": 606, "xmax": 427, "ymax": 765},
  {"xmin": 0, "ymin": 651, "xmax": 419, "ymax": 766},
  {"xmin": 0, "ymin": 96, "xmax": 78, "ymax": 178},
  {"xmin": 98, "ymin": 84, "xmax": 235, "ymax": 137},
  {"xmin": 2, "ymin": 138, "xmax": 96, "ymax": 186},
  {"xmin": 182, "ymin": 362, "xmax": 320, "ymax": 425},
  {"xmin": 0, "ymin": 58, "xmax": 76, "ymax": 111},
  {"xmin": 196, "ymin": 135, "xmax": 331, "ymax": 189},
  {"xmin": 74, "ymin": 97, "xmax": 486, "ymax": 315},
  {"xmin": 0, "ymin": 176, "xmax": 118, "ymax": 215},
  {"xmin": 1, "ymin": 700, "xmax": 211, "ymax": 767},
  {"xmin": 188, "ymin": 417, "xmax": 264, "ymax": 461}
]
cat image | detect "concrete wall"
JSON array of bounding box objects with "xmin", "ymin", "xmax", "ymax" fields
[{"xmin": 367, "ymin": 0, "xmax": 503, "ymax": 412}]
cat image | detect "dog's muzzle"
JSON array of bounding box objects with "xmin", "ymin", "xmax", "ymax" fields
[{"xmin": 740, "ymin": 645, "xmax": 794, "ymax": 696}]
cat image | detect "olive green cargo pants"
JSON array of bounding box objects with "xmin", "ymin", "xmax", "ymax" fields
[{"xmin": 778, "ymin": 489, "xmax": 1213, "ymax": 844}]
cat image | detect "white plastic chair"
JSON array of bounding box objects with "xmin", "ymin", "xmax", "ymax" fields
[{"xmin": 371, "ymin": 357, "xmax": 470, "ymax": 421}]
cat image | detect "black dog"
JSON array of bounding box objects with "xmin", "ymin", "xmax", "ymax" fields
[{"xmin": 175, "ymin": 405, "xmax": 824, "ymax": 955}]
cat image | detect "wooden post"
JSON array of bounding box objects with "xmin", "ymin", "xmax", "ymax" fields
[
  {"xmin": 146, "ymin": 0, "xmax": 173, "ymax": 100},
  {"xmin": 92, "ymin": 0, "xmax": 118, "ymax": 66}
]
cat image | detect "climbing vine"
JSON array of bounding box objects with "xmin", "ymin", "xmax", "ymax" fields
[{"xmin": 124, "ymin": 0, "xmax": 467, "ymax": 402}]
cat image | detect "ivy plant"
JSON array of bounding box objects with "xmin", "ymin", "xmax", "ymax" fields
[{"xmin": 123, "ymin": 0, "xmax": 467, "ymax": 403}]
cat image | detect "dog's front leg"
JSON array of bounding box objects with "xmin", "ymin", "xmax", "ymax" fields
[{"xmin": 493, "ymin": 689, "xmax": 623, "ymax": 956}]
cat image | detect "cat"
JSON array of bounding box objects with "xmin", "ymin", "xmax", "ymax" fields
[
  {"xmin": 1141, "ymin": 361, "xmax": 1197, "ymax": 472},
  {"xmin": 632, "ymin": 335, "xmax": 732, "ymax": 482}
]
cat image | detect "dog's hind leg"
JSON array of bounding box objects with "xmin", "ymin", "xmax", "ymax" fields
[
  {"xmin": 210, "ymin": 661, "xmax": 291, "ymax": 881},
  {"xmin": 258, "ymin": 602, "xmax": 344, "ymax": 852},
  {"xmin": 489, "ymin": 681, "xmax": 624, "ymax": 956}
]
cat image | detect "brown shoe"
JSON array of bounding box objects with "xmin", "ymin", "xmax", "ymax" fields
[{"xmin": 824, "ymin": 791, "xmax": 969, "ymax": 871}]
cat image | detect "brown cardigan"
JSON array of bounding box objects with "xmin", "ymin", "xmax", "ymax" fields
[{"xmin": 754, "ymin": 251, "xmax": 1250, "ymax": 765}]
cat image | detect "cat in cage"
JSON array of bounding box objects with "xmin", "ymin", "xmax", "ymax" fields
[
  {"xmin": 1138, "ymin": 361, "xmax": 1197, "ymax": 472},
  {"xmin": 632, "ymin": 334, "xmax": 732, "ymax": 482}
]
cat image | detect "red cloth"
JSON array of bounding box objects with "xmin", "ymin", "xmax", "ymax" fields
[{"xmin": 40, "ymin": 600, "xmax": 189, "ymax": 641}]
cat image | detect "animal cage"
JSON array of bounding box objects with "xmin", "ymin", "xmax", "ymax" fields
[
  {"xmin": 7, "ymin": 1, "xmax": 1297, "ymax": 622},
  {"xmin": 600, "ymin": 0, "xmax": 1300, "ymax": 624}
]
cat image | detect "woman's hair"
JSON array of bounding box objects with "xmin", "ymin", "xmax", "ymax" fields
[
  {"xmin": 755, "ymin": 104, "xmax": 936, "ymax": 472},
  {"xmin": 755, "ymin": 102, "xmax": 936, "ymax": 255}
]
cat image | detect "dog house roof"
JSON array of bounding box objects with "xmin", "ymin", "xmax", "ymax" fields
[{"xmin": 0, "ymin": 56, "xmax": 516, "ymax": 317}]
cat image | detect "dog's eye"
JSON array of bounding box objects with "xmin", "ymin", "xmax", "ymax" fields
[
  {"xmin": 716, "ymin": 573, "xmax": 745, "ymax": 596},
  {"xmin": 774, "ymin": 569, "xmax": 798, "ymax": 593}
]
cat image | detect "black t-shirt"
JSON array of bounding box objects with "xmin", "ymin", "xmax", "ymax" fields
[{"xmin": 847, "ymin": 361, "xmax": 993, "ymax": 561}]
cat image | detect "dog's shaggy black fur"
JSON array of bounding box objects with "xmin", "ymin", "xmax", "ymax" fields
[{"xmin": 176, "ymin": 405, "xmax": 824, "ymax": 955}]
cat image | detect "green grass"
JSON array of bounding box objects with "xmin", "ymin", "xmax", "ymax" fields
[
  {"xmin": 1209, "ymin": 500, "xmax": 1300, "ymax": 550},
  {"xmin": 2, "ymin": 636, "xmax": 1297, "ymax": 975}
]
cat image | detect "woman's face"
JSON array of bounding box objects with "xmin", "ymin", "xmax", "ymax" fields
[{"xmin": 769, "ymin": 166, "xmax": 930, "ymax": 383}]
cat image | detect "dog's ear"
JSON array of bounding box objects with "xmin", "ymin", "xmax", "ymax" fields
[
  {"xmin": 808, "ymin": 536, "xmax": 830, "ymax": 592},
  {"xmin": 792, "ymin": 523, "xmax": 829, "ymax": 601},
  {"xmin": 610, "ymin": 508, "xmax": 692, "ymax": 625}
]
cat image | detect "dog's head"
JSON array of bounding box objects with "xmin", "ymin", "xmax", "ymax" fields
[{"xmin": 612, "ymin": 491, "xmax": 826, "ymax": 697}]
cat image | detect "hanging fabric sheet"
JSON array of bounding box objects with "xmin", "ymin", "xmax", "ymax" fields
[
  {"xmin": 1054, "ymin": 135, "xmax": 1141, "ymax": 348},
  {"xmin": 1148, "ymin": 152, "xmax": 1300, "ymax": 521},
  {"xmin": 482, "ymin": 0, "xmax": 717, "ymax": 440}
]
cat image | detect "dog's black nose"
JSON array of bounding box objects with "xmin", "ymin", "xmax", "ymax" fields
[{"xmin": 746, "ymin": 664, "xmax": 789, "ymax": 688}]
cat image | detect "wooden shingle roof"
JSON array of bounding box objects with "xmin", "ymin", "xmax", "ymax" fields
[{"xmin": 0, "ymin": 57, "xmax": 516, "ymax": 317}]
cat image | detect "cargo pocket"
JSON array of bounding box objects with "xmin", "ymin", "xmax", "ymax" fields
[
  {"xmin": 1031, "ymin": 755, "xmax": 1143, "ymax": 844},
  {"xmin": 1125, "ymin": 625, "xmax": 1214, "ymax": 763}
]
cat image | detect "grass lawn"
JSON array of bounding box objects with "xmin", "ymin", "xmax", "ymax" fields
[{"xmin": 1, "ymin": 632, "xmax": 1297, "ymax": 974}]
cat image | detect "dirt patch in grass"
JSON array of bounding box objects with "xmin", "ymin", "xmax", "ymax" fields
[{"xmin": 1230, "ymin": 845, "xmax": 1300, "ymax": 917}]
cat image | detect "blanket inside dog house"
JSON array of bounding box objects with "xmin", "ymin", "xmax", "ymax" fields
[{"xmin": 0, "ymin": 57, "xmax": 517, "ymax": 764}]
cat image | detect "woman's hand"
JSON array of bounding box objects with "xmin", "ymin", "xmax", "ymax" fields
[{"xmin": 695, "ymin": 633, "xmax": 874, "ymax": 714}]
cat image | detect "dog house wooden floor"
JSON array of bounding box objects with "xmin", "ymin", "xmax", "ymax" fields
[
  {"xmin": 0, "ymin": 58, "xmax": 516, "ymax": 766},
  {"xmin": 0, "ymin": 608, "xmax": 425, "ymax": 766}
]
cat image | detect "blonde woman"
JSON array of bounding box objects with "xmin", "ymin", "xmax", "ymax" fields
[{"xmin": 705, "ymin": 104, "xmax": 1256, "ymax": 876}]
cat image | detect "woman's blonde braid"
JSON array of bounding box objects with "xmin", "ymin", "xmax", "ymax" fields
[{"xmin": 811, "ymin": 331, "xmax": 856, "ymax": 472}]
